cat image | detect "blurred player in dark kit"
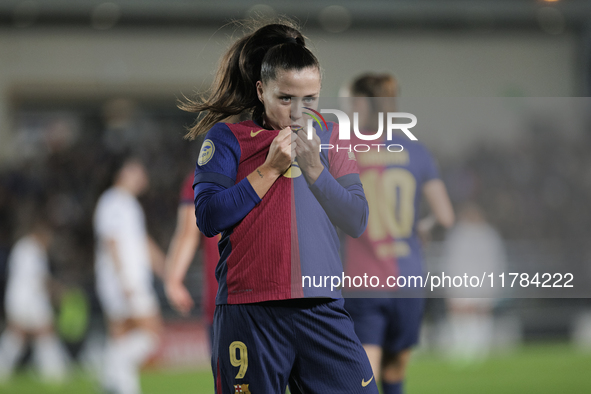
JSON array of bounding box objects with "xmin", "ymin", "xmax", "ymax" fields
[
  {"xmin": 343, "ymin": 73, "xmax": 454, "ymax": 394},
  {"xmin": 182, "ymin": 20, "xmax": 378, "ymax": 393}
]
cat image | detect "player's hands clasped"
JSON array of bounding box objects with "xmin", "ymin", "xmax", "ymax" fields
[
  {"xmin": 264, "ymin": 126, "xmax": 297, "ymax": 177},
  {"xmin": 294, "ymin": 127, "xmax": 324, "ymax": 184}
]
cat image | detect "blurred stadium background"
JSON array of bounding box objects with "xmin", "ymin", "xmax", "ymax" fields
[{"xmin": 0, "ymin": 0, "xmax": 591, "ymax": 393}]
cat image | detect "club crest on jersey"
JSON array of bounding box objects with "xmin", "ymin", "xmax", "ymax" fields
[
  {"xmin": 234, "ymin": 384, "xmax": 251, "ymax": 393},
  {"xmin": 282, "ymin": 159, "xmax": 302, "ymax": 178},
  {"xmin": 198, "ymin": 139, "xmax": 215, "ymax": 166}
]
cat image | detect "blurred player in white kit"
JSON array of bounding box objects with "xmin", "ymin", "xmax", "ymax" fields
[
  {"xmin": 442, "ymin": 202, "xmax": 507, "ymax": 364},
  {"xmin": 94, "ymin": 156, "xmax": 164, "ymax": 394},
  {"xmin": 0, "ymin": 216, "xmax": 68, "ymax": 383}
]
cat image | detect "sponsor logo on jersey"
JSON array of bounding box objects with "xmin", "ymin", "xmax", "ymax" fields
[
  {"xmin": 250, "ymin": 129, "xmax": 264, "ymax": 137},
  {"xmin": 198, "ymin": 139, "xmax": 215, "ymax": 166}
]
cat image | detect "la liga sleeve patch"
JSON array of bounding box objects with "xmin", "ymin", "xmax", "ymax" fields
[{"xmin": 198, "ymin": 139, "xmax": 215, "ymax": 166}]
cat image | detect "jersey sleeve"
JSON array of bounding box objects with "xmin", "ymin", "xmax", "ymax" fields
[
  {"xmin": 95, "ymin": 199, "xmax": 123, "ymax": 239},
  {"xmin": 193, "ymin": 123, "xmax": 241, "ymax": 190},
  {"xmin": 192, "ymin": 123, "xmax": 260, "ymax": 237},
  {"xmin": 308, "ymin": 168, "xmax": 368, "ymax": 238},
  {"xmin": 194, "ymin": 179, "xmax": 261, "ymax": 237},
  {"xmin": 179, "ymin": 174, "xmax": 194, "ymax": 205},
  {"xmin": 327, "ymin": 122, "xmax": 362, "ymax": 188}
]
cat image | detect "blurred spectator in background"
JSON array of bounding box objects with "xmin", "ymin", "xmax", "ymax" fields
[
  {"xmin": 93, "ymin": 155, "xmax": 164, "ymax": 394},
  {"xmin": 0, "ymin": 214, "xmax": 68, "ymax": 384},
  {"xmin": 342, "ymin": 73, "xmax": 454, "ymax": 394},
  {"xmin": 164, "ymin": 172, "xmax": 220, "ymax": 349},
  {"xmin": 442, "ymin": 202, "xmax": 507, "ymax": 365}
]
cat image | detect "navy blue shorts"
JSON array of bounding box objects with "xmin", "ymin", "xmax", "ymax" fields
[
  {"xmin": 212, "ymin": 298, "xmax": 378, "ymax": 394},
  {"xmin": 344, "ymin": 297, "xmax": 425, "ymax": 355}
]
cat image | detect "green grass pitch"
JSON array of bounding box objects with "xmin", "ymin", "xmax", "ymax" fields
[{"xmin": 1, "ymin": 342, "xmax": 589, "ymax": 394}]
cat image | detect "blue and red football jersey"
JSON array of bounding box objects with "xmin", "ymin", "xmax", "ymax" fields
[
  {"xmin": 343, "ymin": 135, "xmax": 439, "ymax": 288},
  {"xmin": 193, "ymin": 120, "xmax": 365, "ymax": 304}
]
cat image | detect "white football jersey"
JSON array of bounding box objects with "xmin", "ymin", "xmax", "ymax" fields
[
  {"xmin": 5, "ymin": 235, "xmax": 53, "ymax": 328},
  {"xmin": 93, "ymin": 187, "xmax": 152, "ymax": 293}
]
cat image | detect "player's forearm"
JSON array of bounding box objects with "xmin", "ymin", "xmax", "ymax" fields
[
  {"xmin": 194, "ymin": 178, "xmax": 262, "ymax": 237},
  {"xmin": 301, "ymin": 163, "xmax": 324, "ymax": 185},
  {"xmin": 165, "ymin": 232, "xmax": 198, "ymax": 285},
  {"xmin": 418, "ymin": 215, "xmax": 437, "ymax": 233},
  {"xmin": 148, "ymin": 237, "xmax": 166, "ymax": 279},
  {"xmin": 423, "ymin": 179, "xmax": 455, "ymax": 229},
  {"xmin": 308, "ymin": 168, "xmax": 369, "ymax": 238},
  {"xmin": 246, "ymin": 163, "xmax": 282, "ymax": 199},
  {"xmin": 433, "ymin": 202, "xmax": 455, "ymax": 229}
]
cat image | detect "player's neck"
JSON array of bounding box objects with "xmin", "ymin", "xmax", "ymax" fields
[
  {"xmin": 114, "ymin": 183, "xmax": 137, "ymax": 197},
  {"xmin": 30, "ymin": 232, "xmax": 50, "ymax": 248}
]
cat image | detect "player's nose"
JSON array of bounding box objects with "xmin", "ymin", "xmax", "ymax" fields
[{"xmin": 290, "ymin": 99, "xmax": 304, "ymax": 121}]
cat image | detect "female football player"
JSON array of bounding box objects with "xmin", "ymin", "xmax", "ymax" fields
[
  {"xmin": 180, "ymin": 21, "xmax": 378, "ymax": 393},
  {"xmin": 0, "ymin": 216, "xmax": 68, "ymax": 383},
  {"xmin": 94, "ymin": 156, "xmax": 164, "ymax": 394},
  {"xmin": 342, "ymin": 73, "xmax": 455, "ymax": 394}
]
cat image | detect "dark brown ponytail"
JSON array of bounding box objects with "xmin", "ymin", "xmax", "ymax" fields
[{"xmin": 180, "ymin": 22, "xmax": 320, "ymax": 140}]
